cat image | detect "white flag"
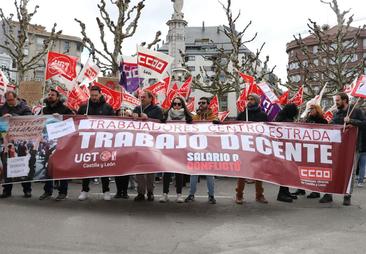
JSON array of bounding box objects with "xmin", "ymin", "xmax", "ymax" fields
[
  {"xmin": 52, "ymin": 75, "xmax": 77, "ymax": 92},
  {"xmin": 300, "ymin": 83, "xmax": 327, "ymax": 118},
  {"xmin": 0, "ymin": 70, "xmax": 9, "ymax": 96},
  {"xmin": 137, "ymin": 46, "xmax": 174, "ymax": 80},
  {"xmin": 77, "ymin": 57, "xmax": 101, "ymax": 84},
  {"xmin": 257, "ymin": 82, "xmax": 279, "ymax": 103}
]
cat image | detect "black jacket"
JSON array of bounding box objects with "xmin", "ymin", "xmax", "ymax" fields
[
  {"xmin": 133, "ymin": 104, "xmax": 163, "ymax": 120},
  {"xmin": 42, "ymin": 99, "xmax": 73, "ymax": 115},
  {"xmin": 237, "ymin": 107, "xmax": 268, "ymax": 122},
  {"xmin": 331, "ymin": 106, "xmax": 366, "ymax": 152},
  {"xmin": 0, "ymin": 100, "xmax": 32, "ymax": 116},
  {"xmin": 305, "ymin": 115, "xmax": 328, "ymax": 124},
  {"xmin": 77, "ymin": 96, "xmax": 114, "ymax": 116}
]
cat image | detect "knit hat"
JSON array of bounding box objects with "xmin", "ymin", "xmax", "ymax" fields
[{"xmin": 248, "ymin": 93, "xmax": 261, "ymax": 104}]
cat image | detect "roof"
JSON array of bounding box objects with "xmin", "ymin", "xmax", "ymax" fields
[
  {"xmin": 287, "ymin": 25, "xmax": 366, "ymax": 50},
  {"xmin": 159, "ymin": 25, "xmax": 251, "ymax": 54}
]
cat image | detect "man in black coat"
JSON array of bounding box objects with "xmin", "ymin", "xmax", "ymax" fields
[
  {"xmin": 77, "ymin": 85, "xmax": 115, "ymax": 201},
  {"xmin": 39, "ymin": 89, "xmax": 73, "ymax": 201},
  {"xmin": 0, "ymin": 91, "xmax": 32, "ymax": 198},
  {"xmin": 319, "ymin": 92, "xmax": 366, "ymax": 206},
  {"xmin": 235, "ymin": 93, "xmax": 268, "ymax": 204},
  {"xmin": 131, "ymin": 90, "xmax": 163, "ymax": 202}
]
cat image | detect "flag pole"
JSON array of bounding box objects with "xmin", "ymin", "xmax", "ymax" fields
[
  {"xmin": 343, "ymin": 97, "xmax": 360, "ymax": 131},
  {"xmin": 41, "ymin": 50, "xmax": 50, "ymax": 115}
]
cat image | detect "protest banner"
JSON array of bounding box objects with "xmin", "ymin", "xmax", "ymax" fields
[
  {"xmin": 0, "ymin": 115, "xmax": 356, "ymax": 195},
  {"xmin": 18, "ymin": 81, "xmax": 43, "ymax": 106}
]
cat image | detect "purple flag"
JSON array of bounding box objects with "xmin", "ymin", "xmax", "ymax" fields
[
  {"xmin": 260, "ymin": 95, "xmax": 281, "ymax": 121},
  {"xmin": 119, "ymin": 61, "xmax": 141, "ymax": 93}
]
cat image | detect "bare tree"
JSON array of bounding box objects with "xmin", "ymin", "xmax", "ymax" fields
[
  {"xmin": 286, "ymin": 0, "xmax": 366, "ymax": 102},
  {"xmin": 192, "ymin": 0, "xmax": 276, "ymax": 106},
  {"xmin": 0, "ymin": 0, "xmax": 61, "ymax": 84},
  {"xmin": 75, "ymin": 0, "xmax": 161, "ymax": 77}
]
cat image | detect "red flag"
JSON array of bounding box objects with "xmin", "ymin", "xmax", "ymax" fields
[
  {"xmin": 208, "ymin": 96, "xmax": 219, "ymax": 116},
  {"xmin": 68, "ymin": 86, "xmax": 89, "ymax": 111},
  {"xmin": 324, "ymin": 111, "xmax": 334, "ymax": 123},
  {"xmin": 218, "ymin": 111, "xmax": 230, "ymax": 122},
  {"xmin": 177, "ymin": 76, "xmax": 192, "ymax": 99},
  {"xmin": 236, "ymin": 83, "xmax": 263, "ymax": 112},
  {"xmin": 161, "ymin": 85, "xmax": 179, "ymax": 110},
  {"xmin": 45, "ymin": 51, "xmax": 78, "ymax": 80},
  {"xmin": 145, "ymin": 77, "xmax": 171, "ymax": 95},
  {"xmin": 277, "ymin": 90, "xmax": 289, "ymax": 105},
  {"xmin": 55, "ymin": 86, "xmax": 86, "ymax": 111},
  {"xmin": 186, "ymin": 97, "xmax": 195, "ymax": 112},
  {"xmin": 80, "ymin": 84, "xmax": 90, "ymax": 97},
  {"xmin": 93, "ymin": 81, "xmax": 122, "ymax": 110},
  {"xmin": 122, "ymin": 91, "xmax": 140, "ymax": 109},
  {"xmin": 238, "ymin": 72, "xmax": 255, "ymax": 86},
  {"xmin": 289, "ymin": 86, "xmax": 304, "ymax": 106}
]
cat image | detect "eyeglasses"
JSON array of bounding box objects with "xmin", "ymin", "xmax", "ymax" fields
[
  {"xmin": 173, "ymin": 102, "xmax": 182, "ymax": 106},
  {"xmin": 198, "ymin": 101, "xmax": 207, "ymax": 105}
]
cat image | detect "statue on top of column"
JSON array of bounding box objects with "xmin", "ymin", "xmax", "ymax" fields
[{"xmin": 171, "ymin": 0, "xmax": 184, "ymax": 19}]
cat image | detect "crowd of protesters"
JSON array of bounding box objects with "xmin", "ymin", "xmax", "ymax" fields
[{"xmin": 0, "ymin": 87, "xmax": 365, "ymax": 207}]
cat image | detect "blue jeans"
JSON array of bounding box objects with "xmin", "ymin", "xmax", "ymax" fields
[
  {"xmin": 358, "ymin": 152, "xmax": 366, "ymax": 184},
  {"xmin": 189, "ymin": 175, "xmax": 214, "ymax": 196}
]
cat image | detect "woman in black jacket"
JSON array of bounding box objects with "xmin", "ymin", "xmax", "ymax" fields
[
  {"xmin": 292, "ymin": 104, "xmax": 328, "ymax": 199},
  {"xmin": 159, "ymin": 96, "xmax": 192, "ymax": 203}
]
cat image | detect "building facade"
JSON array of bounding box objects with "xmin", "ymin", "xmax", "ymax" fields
[
  {"xmin": 159, "ymin": 23, "xmax": 258, "ymax": 117},
  {"xmin": 286, "ymin": 25, "xmax": 366, "ymax": 96},
  {"xmin": 0, "ymin": 22, "xmax": 82, "ymax": 83}
]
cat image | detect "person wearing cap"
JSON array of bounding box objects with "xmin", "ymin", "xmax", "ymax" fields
[{"xmin": 235, "ymin": 93, "xmax": 268, "ymax": 204}]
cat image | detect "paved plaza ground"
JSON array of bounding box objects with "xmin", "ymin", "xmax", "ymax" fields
[{"xmin": 0, "ymin": 178, "xmax": 365, "ymax": 254}]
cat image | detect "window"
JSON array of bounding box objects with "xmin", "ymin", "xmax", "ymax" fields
[
  {"xmin": 363, "ymin": 39, "xmax": 366, "ymax": 49},
  {"xmin": 64, "ymin": 41, "xmax": 70, "ymax": 52},
  {"xmin": 36, "ymin": 37, "xmax": 44, "ymax": 46},
  {"xmin": 312, "ymin": 46, "xmax": 318, "ymax": 54},
  {"xmin": 76, "ymin": 42, "xmax": 82, "ymax": 52},
  {"xmin": 219, "ymin": 95, "xmax": 228, "ymax": 111},
  {"xmin": 186, "ymin": 56, "xmax": 195, "ymax": 61}
]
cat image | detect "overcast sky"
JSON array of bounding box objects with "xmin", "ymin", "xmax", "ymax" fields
[{"xmin": 1, "ymin": 0, "xmax": 366, "ymax": 80}]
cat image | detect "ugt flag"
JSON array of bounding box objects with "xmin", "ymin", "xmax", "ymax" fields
[{"xmin": 45, "ymin": 51, "xmax": 78, "ymax": 80}]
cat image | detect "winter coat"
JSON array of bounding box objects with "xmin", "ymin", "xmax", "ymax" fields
[
  {"xmin": 193, "ymin": 109, "xmax": 218, "ymax": 121},
  {"xmin": 161, "ymin": 108, "xmax": 192, "ymax": 124},
  {"xmin": 0, "ymin": 100, "xmax": 32, "ymax": 116},
  {"xmin": 305, "ymin": 115, "xmax": 328, "ymax": 124},
  {"xmin": 42, "ymin": 99, "xmax": 73, "ymax": 115},
  {"xmin": 78, "ymin": 96, "xmax": 114, "ymax": 116},
  {"xmin": 237, "ymin": 107, "xmax": 268, "ymax": 122},
  {"xmin": 331, "ymin": 106, "xmax": 366, "ymax": 152},
  {"xmin": 133, "ymin": 104, "xmax": 163, "ymax": 120}
]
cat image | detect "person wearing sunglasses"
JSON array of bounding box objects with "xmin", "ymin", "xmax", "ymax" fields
[
  {"xmin": 185, "ymin": 97, "xmax": 218, "ymax": 204},
  {"xmin": 159, "ymin": 96, "xmax": 192, "ymax": 203}
]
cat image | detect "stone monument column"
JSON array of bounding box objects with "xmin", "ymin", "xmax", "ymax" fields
[{"xmin": 167, "ymin": 0, "xmax": 187, "ymax": 73}]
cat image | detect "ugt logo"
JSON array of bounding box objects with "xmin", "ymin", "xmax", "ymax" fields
[
  {"xmin": 138, "ymin": 52, "xmax": 168, "ymax": 74},
  {"xmin": 298, "ymin": 167, "xmax": 332, "ymax": 181}
]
